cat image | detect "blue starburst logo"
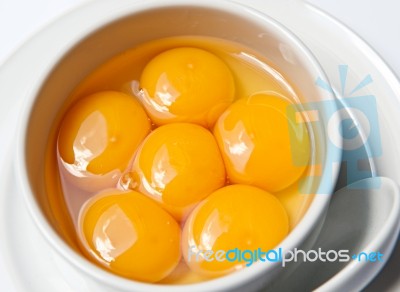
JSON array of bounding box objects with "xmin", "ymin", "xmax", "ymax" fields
[{"xmin": 315, "ymin": 64, "xmax": 373, "ymax": 98}]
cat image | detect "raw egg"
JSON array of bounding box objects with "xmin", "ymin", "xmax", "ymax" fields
[
  {"xmin": 58, "ymin": 91, "xmax": 151, "ymax": 191},
  {"xmin": 136, "ymin": 47, "xmax": 235, "ymax": 128},
  {"xmin": 213, "ymin": 93, "xmax": 310, "ymax": 192},
  {"xmin": 78, "ymin": 190, "xmax": 181, "ymax": 283},
  {"xmin": 127, "ymin": 123, "xmax": 226, "ymax": 221},
  {"xmin": 182, "ymin": 184, "xmax": 289, "ymax": 276}
]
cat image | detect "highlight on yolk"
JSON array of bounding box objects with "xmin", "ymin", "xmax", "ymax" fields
[
  {"xmin": 126, "ymin": 123, "xmax": 226, "ymax": 221},
  {"xmin": 78, "ymin": 190, "xmax": 181, "ymax": 283},
  {"xmin": 182, "ymin": 184, "xmax": 289, "ymax": 276},
  {"xmin": 136, "ymin": 47, "xmax": 235, "ymax": 128},
  {"xmin": 57, "ymin": 91, "xmax": 151, "ymax": 191},
  {"xmin": 213, "ymin": 93, "xmax": 311, "ymax": 193}
]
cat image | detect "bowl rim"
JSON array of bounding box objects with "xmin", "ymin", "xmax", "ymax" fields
[{"xmin": 16, "ymin": 0, "xmax": 342, "ymax": 290}]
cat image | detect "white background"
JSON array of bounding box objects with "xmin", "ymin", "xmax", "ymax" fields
[{"xmin": 0, "ymin": 0, "xmax": 399, "ymax": 291}]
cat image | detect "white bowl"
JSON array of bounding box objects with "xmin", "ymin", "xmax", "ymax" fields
[{"xmin": 16, "ymin": 0, "xmax": 342, "ymax": 291}]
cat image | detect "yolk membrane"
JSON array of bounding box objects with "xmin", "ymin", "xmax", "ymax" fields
[
  {"xmin": 128, "ymin": 123, "xmax": 226, "ymax": 221},
  {"xmin": 79, "ymin": 190, "xmax": 181, "ymax": 283},
  {"xmin": 58, "ymin": 91, "xmax": 151, "ymax": 175},
  {"xmin": 213, "ymin": 93, "xmax": 310, "ymax": 192},
  {"xmin": 182, "ymin": 184, "xmax": 289, "ymax": 276},
  {"xmin": 138, "ymin": 47, "xmax": 235, "ymax": 128}
]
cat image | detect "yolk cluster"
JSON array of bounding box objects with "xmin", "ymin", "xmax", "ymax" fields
[{"xmin": 58, "ymin": 47, "xmax": 310, "ymax": 282}]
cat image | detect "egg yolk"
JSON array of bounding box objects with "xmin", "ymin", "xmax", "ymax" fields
[
  {"xmin": 127, "ymin": 123, "xmax": 226, "ymax": 221},
  {"xmin": 58, "ymin": 91, "xmax": 151, "ymax": 175},
  {"xmin": 79, "ymin": 190, "xmax": 181, "ymax": 283},
  {"xmin": 213, "ymin": 93, "xmax": 310, "ymax": 192},
  {"xmin": 137, "ymin": 47, "xmax": 235, "ymax": 128},
  {"xmin": 182, "ymin": 184, "xmax": 289, "ymax": 276}
]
